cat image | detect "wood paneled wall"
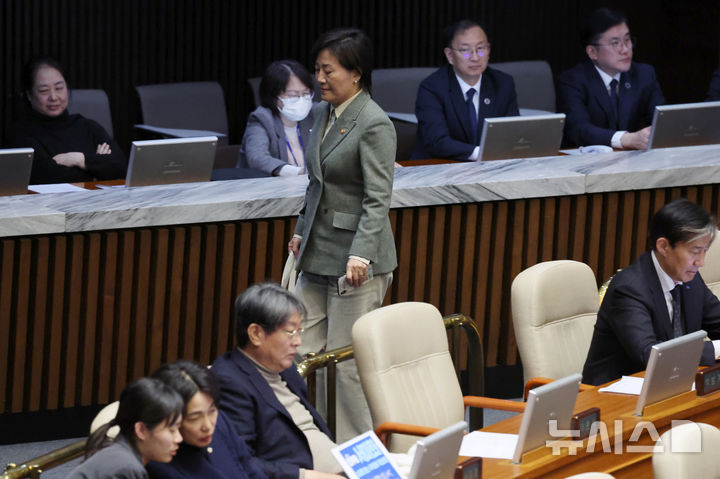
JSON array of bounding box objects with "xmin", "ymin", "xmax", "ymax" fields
[
  {"xmin": 3, "ymin": 185, "xmax": 720, "ymax": 414},
  {"xmin": 2, "ymin": 0, "xmax": 718, "ymax": 152}
]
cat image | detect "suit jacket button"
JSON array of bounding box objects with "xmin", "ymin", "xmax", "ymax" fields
[{"xmin": 323, "ymin": 208, "xmax": 328, "ymax": 214}]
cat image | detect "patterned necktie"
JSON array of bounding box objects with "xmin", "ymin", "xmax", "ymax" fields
[
  {"xmin": 670, "ymin": 285, "xmax": 685, "ymax": 338},
  {"xmin": 466, "ymin": 88, "xmax": 478, "ymax": 144},
  {"xmin": 609, "ymin": 79, "xmax": 619, "ymax": 129}
]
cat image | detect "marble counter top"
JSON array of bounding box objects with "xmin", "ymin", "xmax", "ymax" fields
[{"xmin": 3, "ymin": 144, "xmax": 720, "ymax": 237}]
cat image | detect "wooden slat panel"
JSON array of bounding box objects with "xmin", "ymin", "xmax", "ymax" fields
[
  {"xmin": 0, "ymin": 240, "xmax": 14, "ymax": 413},
  {"xmin": 98, "ymin": 232, "xmax": 118, "ymax": 404},
  {"xmin": 4, "ymin": 185, "xmax": 720, "ymax": 413},
  {"xmin": 11, "ymin": 240, "xmax": 31, "ymax": 412},
  {"xmin": 150, "ymin": 229, "xmax": 170, "ymax": 367},
  {"xmin": 80, "ymin": 233, "xmax": 101, "ymax": 406},
  {"xmin": 29, "ymin": 238, "xmax": 49, "ymax": 411}
]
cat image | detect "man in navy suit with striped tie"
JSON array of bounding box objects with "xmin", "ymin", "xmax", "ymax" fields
[
  {"xmin": 557, "ymin": 8, "xmax": 665, "ymax": 149},
  {"xmin": 412, "ymin": 19, "xmax": 519, "ymax": 160}
]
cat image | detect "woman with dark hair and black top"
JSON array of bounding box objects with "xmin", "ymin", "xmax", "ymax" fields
[
  {"xmin": 146, "ymin": 360, "xmax": 267, "ymax": 479},
  {"xmin": 66, "ymin": 377, "xmax": 184, "ymax": 479},
  {"xmin": 5, "ymin": 56, "xmax": 127, "ymax": 184},
  {"xmin": 238, "ymin": 60, "xmax": 315, "ymax": 176}
]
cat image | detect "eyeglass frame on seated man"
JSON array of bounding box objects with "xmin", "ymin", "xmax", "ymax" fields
[
  {"xmin": 449, "ymin": 44, "xmax": 490, "ymax": 59},
  {"xmin": 590, "ymin": 35, "xmax": 636, "ymax": 52}
]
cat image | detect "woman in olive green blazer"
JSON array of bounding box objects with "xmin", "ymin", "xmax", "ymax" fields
[{"xmin": 288, "ymin": 28, "xmax": 397, "ymax": 441}]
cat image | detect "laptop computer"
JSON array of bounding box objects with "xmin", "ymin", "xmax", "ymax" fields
[
  {"xmin": 648, "ymin": 101, "xmax": 720, "ymax": 149},
  {"xmin": 125, "ymin": 136, "xmax": 217, "ymax": 187},
  {"xmin": 634, "ymin": 329, "xmax": 706, "ymax": 416},
  {"xmin": 478, "ymin": 113, "xmax": 565, "ymax": 161},
  {"xmin": 511, "ymin": 373, "xmax": 581, "ymax": 463},
  {"xmin": 332, "ymin": 421, "xmax": 466, "ymax": 479},
  {"xmin": 406, "ymin": 421, "xmax": 466, "ymax": 479},
  {"xmin": 0, "ymin": 148, "xmax": 34, "ymax": 196}
]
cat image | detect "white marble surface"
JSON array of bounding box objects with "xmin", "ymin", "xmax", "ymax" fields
[{"xmin": 4, "ymin": 144, "xmax": 720, "ymax": 237}]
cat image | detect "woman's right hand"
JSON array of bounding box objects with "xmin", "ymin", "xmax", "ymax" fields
[
  {"xmin": 96, "ymin": 142, "xmax": 112, "ymax": 155},
  {"xmin": 288, "ymin": 236, "xmax": 301, "ymax": 258}
]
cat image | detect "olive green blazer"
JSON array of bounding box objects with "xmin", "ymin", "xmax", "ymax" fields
[{"xmin": 294, "ymin": 90, "xmax": 397, "ymax": 276}]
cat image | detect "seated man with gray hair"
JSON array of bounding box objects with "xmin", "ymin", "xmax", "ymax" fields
[
  {"xmin": 212, "ymin": 283, "xmax": 343, "ymax": 479},
  {"xmin": 583, "ymin": 198, "xmax": 720, "ymax": 385}
]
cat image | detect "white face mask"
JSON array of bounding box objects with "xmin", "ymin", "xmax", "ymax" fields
[{"xmin": 278, "ymin": 96, "xmax": 313, "ymax": 122}]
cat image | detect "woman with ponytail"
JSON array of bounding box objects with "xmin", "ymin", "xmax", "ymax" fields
[
  {"xmin": 146, "ymin": 360, "xmax": 267, "ymax": 479},
  {"xmin": 67, "ymin": 377, "xmax": 184, "ymax": 478}
]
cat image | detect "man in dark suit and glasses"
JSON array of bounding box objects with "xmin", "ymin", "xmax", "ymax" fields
[
  {"xmin": 583, "ymin": 199, "xmax": 720, "ymax": 386},
  {"xmin": 412, "ymin": 19, "xmax": 518, "ymax": 160},
  {"xmin": 557, "ymin": 8, "xmax": 665, "ymax": 149}
]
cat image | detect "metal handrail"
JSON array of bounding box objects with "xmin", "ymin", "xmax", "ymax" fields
[
  {"xmin": 296, "ymin": 313, "xmax": 485, "ymax": 436},
  {"xmin": 2, "ymin": 439, "xmax": 86, "ymax": 479},
  {"xmin": 2, "ymin": 313, "xmax": 484, "ymax": 478}
]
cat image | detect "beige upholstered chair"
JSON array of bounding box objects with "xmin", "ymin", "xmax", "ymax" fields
[
  {"xmin": 352, "ymin": 301, "xmax": 524, "ymax": 452},
  {"xmin": 653, "ymin": 422, "xmax": 720, "ymax": 478},
  {"xmin": 701, "ymin": 229, "xmax": 720, "ymax": 297},
  {"xmin": 511, "ymin": 260, "xmax": 598, "ymax": 387},
  {"xmin": 90, "ymin": 401, "xmax": 120, "ymax": 438}
]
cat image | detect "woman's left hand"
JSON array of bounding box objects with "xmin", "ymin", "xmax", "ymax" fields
[
  {"xmin": 52, "ymin": 152, "xmax": 86, "ymax": 169},
  {"xmin": 345, "ymin": 258, "xmax": 369, "ymax": 287}
]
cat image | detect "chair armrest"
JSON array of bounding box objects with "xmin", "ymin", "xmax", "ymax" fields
[
  {"xmin": 463, "ymin": 395, "xmax": 526, "ymax": 413},
  {"xmin": 523, "ymin": 377, "xmax": 595, "ymax": 400},
  {"xmin": 375, "ymin": 422, "xmax": 440, "ymax": 447}
]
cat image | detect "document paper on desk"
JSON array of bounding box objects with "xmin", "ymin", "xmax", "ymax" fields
[
  {"xmin": 598, "ymin": 376, "xmax": 645, "ymax": 395},
  {"xmin": 458, "ymin": 431, "xmax": 518, "ymax": 459},
  {"xmin": 29, "ymin": 183, "xmax": 87, "ymax": 193}
]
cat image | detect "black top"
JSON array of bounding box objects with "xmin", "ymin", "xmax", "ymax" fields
[{"xmin": 5, "ymin": 109, "xmax": 126, "ymax": 184}]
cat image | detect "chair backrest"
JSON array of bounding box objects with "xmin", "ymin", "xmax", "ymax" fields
[
  {"xmin": 653, "ymin": 422, "xmax": 720, "ymax": 478},
  {"xmin": 248, "ymin": 76, "xmax": 262, "ymax": 109},
  {"xmin": 90, "ymin": 401, "xmax": 120, "ymax": 439},
  {"xmin": 370, "ymin": 67, "xmax": 436, "ymax": 114},
  {"xmin": 700, "ymin": 229, "xmax": 720, "ymax": 297},
  {"xmin": 352, "ymin": 302, "xmax": 465, "ymax": 452},
  {"xmin": 68, "ymin": 89, "xmax": 114, "ymax": 138},
  {"xmin": 490, "ymin": 60, "xmax": 556, "ymax": 113},
  {"xmin": 511, "ymin": 260, "xmax": 598, "ymax": 384},
  {"xmin": 135, "ymin": 81, "xmax": 229, "ymax": 135}
]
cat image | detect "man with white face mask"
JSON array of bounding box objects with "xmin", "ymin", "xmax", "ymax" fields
[{"xmin": 239, "ymin": 60, "xmax": 316, "ymax": 176}]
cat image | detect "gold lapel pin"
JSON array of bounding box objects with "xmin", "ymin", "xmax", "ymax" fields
[{"xmin": 340, "ymin": 128, "xmax": 346, "ymax": 134}]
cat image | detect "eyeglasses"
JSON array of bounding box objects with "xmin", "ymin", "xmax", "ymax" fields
[
  {"xmin": 451, "ymin": 45, "xmax": 490, "ymax": 59},
  {"xmin": 591, "ymin": 36, "xmax": 636, "ymax": 52},
  {"xmin": 279, "ymin": 91, "xmax": 313, "ymax": 103},
  {"xmin": 281, "ymin": 327, "xmax": 304, "ymax": 338}
]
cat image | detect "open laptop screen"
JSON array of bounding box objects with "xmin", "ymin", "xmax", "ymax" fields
[
  {"xmin": 0, "ymin": 148, "xmax": 34, "ymax": 196},
  {"xmin": 126, "ymin": 136, "xmax": 217, "ymax": 187},
  {"xmin": 635, "ymin": 330, "xmax": 706, "ymax": 416},
  {"xmin": 479, "ymin": 113, "xmax": 565, "ymax": 161},
  {"xmin": 648, "ymin": 101, "xmax": 720, "ymax": 149}
]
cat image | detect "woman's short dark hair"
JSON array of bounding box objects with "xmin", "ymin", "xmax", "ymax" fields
[
  {"xmin": 152, "ymin": 360, "xmax": 220, "ymax": 412},
  {"xmin": 235, "ymin": 282, "xmax": 307, "ymax": 347},
  {"xmin": 648, "ymin": 198, "xmax": 717, "ymax": 249},
  {"xmin": 311, "ymin": 28, "xmax": 373, "ymax": 93},
  {"xmin": 259, "ymin": 60, "xmax": 314, "ymax": 111},
  {"xmin": 22, "ymin": 56, "xmax": 67, "ymax": 94},
  {"xmin": 85, "ymin": 377, "xmax": 183, "ymax": 459},
  {"xmin": 581, "ymin": 8, "xmax": 628, "ymax": 47},
  {"xmin": 442, "ymin": 19, "xmax": 485, "ymax": 48}
]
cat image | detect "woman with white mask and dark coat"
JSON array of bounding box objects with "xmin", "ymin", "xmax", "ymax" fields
[{"xmin": 238, "ymin": 60, "xmax": 315, "ymax": 176}]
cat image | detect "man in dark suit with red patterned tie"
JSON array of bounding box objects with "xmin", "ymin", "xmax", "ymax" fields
[
  {"xmin": 583, "ymin": 199, "xmax": 720, "ymax": 386},
  {"xmin": 557, "ymin": 8, "xmax": 665, "ymax": 149},
  {"xmin": 412, "ymin": 19, "xmax": 518, "ymax": 160}
]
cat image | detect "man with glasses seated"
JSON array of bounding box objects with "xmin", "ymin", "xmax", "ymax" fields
[
  {"xmin": 557, "ymin": 8, "xmax": 665, "ymax": 149},
  {"xmin": 213, "ymin": 283, "xmax": 343, "ymax": 479},
  {"xmin": 411, "ymin": 19, "xmax": 518, "ymax": 160}
]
